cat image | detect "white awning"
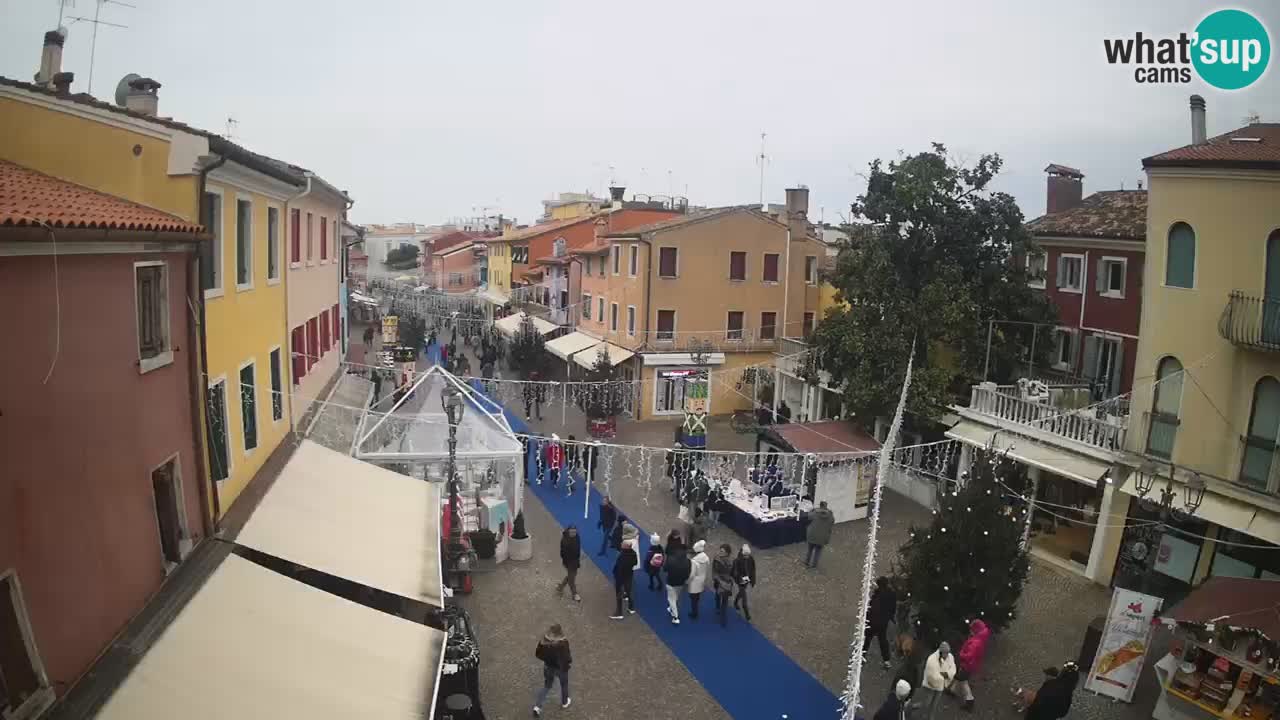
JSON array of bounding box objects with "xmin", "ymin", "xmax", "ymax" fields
[
  {"xmin": 495, "ymin": 312, "xmax": 558, "ymax": 337},
  {"xmin": 640, "ymin": 352, "xmax": 727, "ymax": 366},
  {"xmin": 1115, "ymin": 473, "xmax": 1275, "ymax": 543},
  {"xmin": 235, "ymin": 440, "xmax": 443, "ymax": 608},
  {"xmin": 946, "ymin": 420, "xmax": 1112, "ymax": 487},
  {"xmin": 574, "ymin": 341, "xmax": 636, "ymax": 370},
  {"xmin": 546, "ymin": 332, "xmax": 601, "ymax": 361},
  {"xmin": 96, "ymin": 554, "xmax": 446, "ymax": 720}
]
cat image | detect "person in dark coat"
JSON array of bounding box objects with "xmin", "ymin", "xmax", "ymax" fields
[
  {"xmin": 584, "ymin": 441, "xmax": 601, "ymax": 484},
  {"xmin": 596, "ymin": 496, "xmax": 617, "ymax": 556},
  {"xmin": 864, "ymin": 576, "xmax": 898, "ymax": 668},
  {"xmin": 687, "ymin": 507, "xmax": 709, "ymax": 549},
  {"xmin": 875, "ymin": 680, "xmax": 912, "ymax": 720},
  {"xmin": 666, "ymin": 528, "xmax": 686, "ymax": 558},
  {"xmin": 705, "ymin": 483, "xmax": 726, "ymax": 529},
  {"xmin": 731, "ymin": 544, "xmax": 757, "ymax": 622},
  {"xmin": 644, "ymin": 533, "xmax": 666, "ymax": 591},
  {"xmin": 532, "ymin": 624, "xmax": 572, "ymax": 715},
  {"xmin": 892, "ymin": 636, "xmax": 922, "ymax": 705},
  {"xmin": 610, "ymin": 514, "xmax": 628, "ymax": 552},
  {"xmin": 804, "ymin": 500, "xmax": 836, "ymax": 569},
  {"xmin": 1026, "ymin": 662, "xmax": 1079, "ymax": 720},
  {"xmin": 712, "ymin": 544, "xmax": 736, "ymax": 628},
  {"xmin": 663, "ymin": 545, "xmax": 692, "ymax": 625},
  {"xmin": 610, "ymin": 539, "xmax": 638, "ymax": 619},
  {"xmin": 555, "ymin": 527, "xmax": 581, "ymax": 602}
]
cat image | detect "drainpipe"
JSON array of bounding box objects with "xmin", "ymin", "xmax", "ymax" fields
[
  {"xmin": 195, "ymin": 153, "xmax": 227, "ymax": 528},
  {"xmin": 774, "ymin": 225, "xmax": 792, "ymax": 422},
  {"xmin": 1079, "ymin": 250, "xmax": 1089, "ymax": 376}
]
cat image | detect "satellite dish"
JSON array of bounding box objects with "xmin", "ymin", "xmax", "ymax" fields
[{"xmin": 114, "ymin": 73, "xmax": 140, "ymax": 107}]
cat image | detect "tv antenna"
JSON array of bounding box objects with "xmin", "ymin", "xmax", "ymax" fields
[
  {"xmin": 225, "ymin": 116, "xmax": 239, "ymax": 140},
  {"xmin": 756, "ymin": 132, "xmax": 769, "ymax": 206},
  {"xmin": 67, "ymin": 0, "xmax": 134, "ymax": 96},
  {"xmin": 1244, "ymin": 110, "xmax": 1261, "ymax": 125}
]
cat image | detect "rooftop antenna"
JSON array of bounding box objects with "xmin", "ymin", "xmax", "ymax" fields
[
  {"xmin": 67, "ymin": 0, "xmax": 134, "ymax": 96},
  {"xmin": 756, "ymin": 132, "xmax": 768, "ymax": 206},
  {"xmin": 1245, "ymin": 110, "xmax": 1261, "ymax": 125},
  {"xmin": 224, "ymin": 116, "xmax": 238, "ymax": 141},
  {"xmin": 56, "ymin": 0, "xmax": 75, "ymax": 27}
]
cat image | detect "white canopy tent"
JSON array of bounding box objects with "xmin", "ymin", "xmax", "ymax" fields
[
  {"xmin": 546, "ymin": 331, "xmax": 600, "ymax": 361},
  {"xmin": 236, "ymin": 440, "xmax": 445, "ymax": 607},
  {"xmin": 495, "ymin": 312, "xmax": 558, "ymax": 338},
  {"xmin": 574, "ymin": 341, "xmax": 635, "ymax": 369},
  {"xmin": 96, "ymin": 554, "xmax": 446, "ymax": 720}
]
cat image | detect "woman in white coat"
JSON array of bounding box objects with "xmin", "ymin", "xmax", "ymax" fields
[
  {"xmin": 920, "ymin": 641, "xmax": 956, "ymax": 720},
  {"xmin": 687, "ymin": 540, "xmax": 711, "ymax": 621}
]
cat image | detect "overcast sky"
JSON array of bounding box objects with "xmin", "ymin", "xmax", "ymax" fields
[{"xmin": 3, "ymin": 1, "xmax": 1278, "ymax": 226}]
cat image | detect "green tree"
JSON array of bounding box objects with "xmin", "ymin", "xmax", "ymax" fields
[
  {"xmin": 508, "ymin": 314, "xmax": 547, "ymax": 379},
  {"xmin": 813, "ymin": 144, "xmax": 1056, "ymax": 421},
  {"xmin": 384, "ymin": 244, "xmax": 420, "ymax": 270},
  {"xmin": 893, "ymin": 447, "xmax": 1032, "ymax": 649},
  {"xmin": 581, "ymin": 346, "xmax": 625, "ymax": 420}
]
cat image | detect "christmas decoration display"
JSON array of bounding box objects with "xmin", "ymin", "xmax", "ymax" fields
[
  {"xmin": 892, "ymin": 444, "xmax": 1032, "ymax": 651},
  {"xmin": 580, "ymin": 345, "xmax": 627, "ymax": 438}
]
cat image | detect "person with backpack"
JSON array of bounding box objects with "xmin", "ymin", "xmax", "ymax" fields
[
  {"xmin": 532, "ymin": 624, "xmax": 572, "ymax": 715},
  {"xmin": 663, "ymin": 543, "xmax": 692, "ymax": 625},
  {"xmin": 645, "ymin": 533, "xmax": 666, "ymax": 591},
  {"xmin": 555, "ymin": 527, "xmax": 581, "ymax": 602},
  {"xmin": 731, "ymin": 544, "xmax": 757, "ymax": 622},
  {"xmin": 712, "ymin": 544, "xmax": 736, "ymax": 628},
  {"xmin": 611, "ymin": 539, "xmax": 638, "ymax": 620}
]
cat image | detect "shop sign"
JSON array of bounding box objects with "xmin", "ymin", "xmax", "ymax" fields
[{"xmin": 1085, "ymin": 587, "xmax": 1163, "ymax": 702}]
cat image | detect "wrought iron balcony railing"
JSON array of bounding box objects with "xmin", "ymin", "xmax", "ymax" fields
[{"xmin": 1219, "ymin": 291, "xmax": 1280, "ymax": 352}]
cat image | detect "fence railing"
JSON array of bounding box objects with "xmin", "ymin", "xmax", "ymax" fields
[
  {"xmin": 967, "ymin": 384, "xmax": 1128, "ymax": 451},
  {"xmin": 1220, "ymin": 291, "xmax": 1280, "ymax": 352}
]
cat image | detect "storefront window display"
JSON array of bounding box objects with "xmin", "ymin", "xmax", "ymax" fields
[
  {"xmin": 1113, "ymin": 502, "xmax": 1210, "ymax": 606},
  {"xmin": 1210, "ymin": 530, "xmax": 1280, "ymax": 581},
  {"xmin": 1028, "ymin": 471, "xmax": 1103, "ymax": 567},
  {"xmin": 655, "ymin": 367, "xmax": 707, "ymax": 415}
]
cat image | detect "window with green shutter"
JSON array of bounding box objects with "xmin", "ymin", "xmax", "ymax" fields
[
  {"xmin": 240, "ymin": 364, "xmax": 258, "ymax": 452},
  {"xmin": 1166, "ymin": 223, "xmax": 1196, "ymax": 288},
  {"xmin": 1241, "ymin": 377, "xmax": 1280, "ymax": 491}
]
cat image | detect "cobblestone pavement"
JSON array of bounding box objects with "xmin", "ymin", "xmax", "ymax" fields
[{"xmin": 412, "ymin": 340, "xmax": 1167, "ymax": 718}]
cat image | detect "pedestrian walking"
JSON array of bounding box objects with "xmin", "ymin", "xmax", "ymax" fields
[
  {"xmin": 953, "ymin": 619, "xmax": 991, "ymax": 713},
  {"xmin": 644, "ymin": 533, "xmax": 666, "ymax": 591},
  {"xmin": 666, "ymin": 442, "xmax": 684, "ymax": 492},
  {"xmin": 666, "ymin": 528, "xmax": 685, "ymax": 560},
  {"xmin": 687, "ymin": 540, "xmax": 710, "ymax": 621},
  {"xmin": 893, "ymin": 636, "xmax": 921, "ymax": 704},
  {"xmin": 530, "ymin": 371, "xmax": 545, "ymax": 420},
  {"xmin": 610, "ymin": 539, "xmax": 638, "ymax": 620},
  {"xmin": 1026, "ymin": 662, "xmax": 1079, "ymax": 720},
  {"xmin": 597, "ymin": 496, "xmax": 617, "ymax": 557},
  {"xmin": 555, "ymin": 527, "xmax": 581, "ymax": 602},
  {"xmin": 687, "ymin": 507, "xmax": 709, "ymax": 549},
  {"xmin": 874, "ymin": 680, "xmax": 912, "ymax": 720},
  {"xmin": 731, "ymin": 544, "xmax": 756, "ymax": 622},
  {"xmin": 864, "ymin": 576, "xmax": 898, "ymax": 669},
  {"xmin": 371, "ymin": 370, "xmax": 383, "ymax": 406},
  {"xmin": 546, "ymin": 434, "xmax": 564, "ymax": 488},
  {"xmin": 804, "ymin": 500, "xmax": 836, "ymax": 569},
  {"xmin": 712, "ymin": 544, "xmax": 735, "ymax": 628},
  {"xmin": 663, "ymin": 544, "xmax": 692, "ymax": 625},
  {"xmin": 532, "ymin": 624, "xmax": 572, "ymax": 716},
  {"xmin": 920, "ymin": 641, "xmax": 957, "ymax": 720},
  {"xmin": 585, "ymin": 441, "xmax": 601, "ymax": 485},
  {"xmin": 621, "ymin": 521, "xmax": 639, "ymax": 566},
  {"xmin": 565, "ymin": 435, "xmax": 580, "ymax": 493},
  {"xmin": 705, "ymin": 483, "xmax": 726, "ymax": 529}
]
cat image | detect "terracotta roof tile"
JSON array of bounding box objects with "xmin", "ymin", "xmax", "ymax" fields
[
  {"xmin": 0, "ymin": 159, "xmax": 204, "ymax": 235},
  {"xmin": 484, "ymin": 215, "xmax": 595, "ymax": 244},
  {"xmin": 1025, "ymin": 190, "xmax": 1147, "ymax": 241},
  {"xmin": 765, "ymin": 420, "xmax": 880, "ymax": 454},
  {"xmin": 602, "ymin": 205, "xmax": 780, "ymax": 238},
  {"xmin": 1143, "ymin": 123, "xmax": 1280, "ymax": 170}
]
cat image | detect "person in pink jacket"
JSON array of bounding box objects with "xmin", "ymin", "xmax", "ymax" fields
[{"xmin": 953, "ymin": 619, "xmax": 991, "ymax": 713}]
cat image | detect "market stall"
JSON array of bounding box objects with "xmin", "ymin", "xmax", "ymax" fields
[
  {"xmin": 1152, "ymin": 577, "xmax": 1280, "ymax": 720},
  {"xmin": 718, "ymin": 477, "xmax": 811, "ymax": 548},
  {"xmin": 756, "ymin": 420, "xmax": 880, "ymax": 524}
]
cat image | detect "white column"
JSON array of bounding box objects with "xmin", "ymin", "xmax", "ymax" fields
[
  {"xmin": 957, "ymin": 443, "xmax": 973, "ymax": 486},
  {"xmin": 1021, "ymin": 467, "xmax": 1041, "ymax": 550}
]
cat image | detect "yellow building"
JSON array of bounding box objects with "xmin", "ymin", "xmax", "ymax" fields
[
  {"xmin": 1102, "ymin": 98, "xmax": 1280, "ymax": 597},
  {"xmin": 541, "ymin": 191, "xmax": 605, "ymax": 221}
]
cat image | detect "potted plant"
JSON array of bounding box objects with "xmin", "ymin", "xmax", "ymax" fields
[
  {"xmin": 468, "ymin": 528, "xmax": 497, "ymax": 560},
  {"xmin": 508, "ymin": 511, "xmax": 533, "ymax": 561}
]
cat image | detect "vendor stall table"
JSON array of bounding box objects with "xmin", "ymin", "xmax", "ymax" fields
[{"xmin": 719, "ymin": 492, "xmax": 810, "ymax": 549}]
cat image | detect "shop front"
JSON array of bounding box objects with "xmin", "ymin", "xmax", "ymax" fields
[
  {"xmin": 641, "ymin": 352, "xmax": 726, "ymax": 419},
  {"xmin": 1027, "ymin": 469, "xmax": 1105, "ymax": 568}
]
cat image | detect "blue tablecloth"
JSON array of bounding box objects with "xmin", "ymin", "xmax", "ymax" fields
[{"xmin": 720, "ymin": 502, "xmax": 808, "ymax": 549}]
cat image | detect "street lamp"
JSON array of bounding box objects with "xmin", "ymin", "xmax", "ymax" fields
[{"xmin": 1133, "ymin": 459, "xmax": 1206, "ymax": 517}]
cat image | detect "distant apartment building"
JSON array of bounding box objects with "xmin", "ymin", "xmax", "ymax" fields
[
  {"xmin": 434, "ymin": 239, "xmax": 486, "ymax": 292},
  {"xmin": 362, "ymin": 223, "xmax": 435, "ymax": 279},
  {"xmin": 541, "ymin": 191, "xmax": 606, "ymax": 221}
]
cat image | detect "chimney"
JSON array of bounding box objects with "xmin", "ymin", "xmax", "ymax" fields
[
  {"xmin": 784, "ymin": 186, "xmax": 809, "ymax": 241},
  {"xmin": 52, "ymin": 71, "xmax": 74, "ymax": 95},
  {"xmin": 1044, "ymin": 164, "xmax": 1084, "ymax": 214},
  {"xmin": 35, "ymin": 29, "xmax": 65, "ymax": 88},
  {"xmin": 125, "ymin": 77, "xmax": 161, "ymax": 116},
  {"xmin": 608, "ymin": 186, "xmax": 625, "ymax": 210},
  {"xmin": 1190, "ymin": 94, "xmax": 1207, "ymax": 145}
]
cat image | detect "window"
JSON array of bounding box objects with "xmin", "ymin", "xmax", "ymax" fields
[
  {"xmin": 1098, "ymin": 257, "xmax": 1126, "ymax": 297},
  {"xmin": 584, "ymin": 257, "xmax": 593, "ymax": 276},
  {"xmin": 1241, "ymin": 378, "xmax": 1280, "ymax": 491},
  {"xmin": 1146, "ymin": 356, "xmax": 1184, "ymax": 459},
  {"xmin": 597, "ymin": 297, "xmax": 605, "ymax": 322},
  {"xmin": 803, "ymin": 312, "xmax": 815, "ymax": 338},
  {"xmin": 267, "ymin": 207, "xmax": 280, "ymax": 282},
  {"xmin": 1053, "ymin": 329, "xmax": 1075, "ymax": 370},
  {"xmin": 450, "ymin": 272, "xmax": 463, "ymax": 286},
  {"xmin": 763, "ymin": 253, "xmax": 780, "ymax": 283},
  {"xmin": 239, "ymin": 362, "xmax": 258, "ymax": 453},
  {"xmin": 1166, "ymin": 222, "xmax": 1196, "ymax": 288},
  {"xmin": 1056, "ymin": 253, "xmax": 1084, "ymax": 292},
  {"xmin": 598, "ymin": 255, "xmax": 605, "ymax": 277},
  {"xmin": 290, "ymin": 208, "xmax": 301, "ymax": 264},
  {"xmin": 235, "ymin": 199, "xmax": 253, "ymax": 288},
  {"xmin": 1082, "ymin": 334, "xmax": 1124, "ymax": 397},
  {"xmin": 610, "ymin": 302, "xmax": 619, "ymax": 332},
  {"xmin": 151, "ymin": 457, "xmax": 185, "ymax": 567},
  {"xmin": 207, "ymin": 379, "xmax": 230, "ymax": 481},
  {"xmin": 729, "ymin": 251, "xmax": 747, "ymax": 281},
  {"xmin": 307, "ymin": 317, "xmax": 319, "ymax": 370},
  {"xmin": 657, "ymin": 310, "xmax": 676, "ymax": 341},
  {"xmin": 332, "ymin": 303, "xmax": 340, "ymax": 351},
  {"xmin": 0, "ymin": 570, "xmax": 50, "ymax": 719},
  {"xmin": 582, "ymin": 294, "xmax": 592, "ymax": 321},
  {"xmin": 201, "ymin": 192, "xmax": 222, "ymax": 293},
  {"xmin": 320, "ymin": 216, "xmax": 328, "ymax": 261},
  {"xmin": 805, "ymin": 255, "xmax": 818, "ymax": 285},
  {"xmin": 320, "ymin": 309, "xmax": 331, "ymax": 354},
  {"xmin": 1027, "ymin": 251, "xmax": 1048, "ymax": 288},
  {"xmin": 627, "ymin": 305, "xmax": 636, "ymax": 336},
  {"xmin": 513, "ymin": 246, "xmax": 529, "ymax": 264},
  {"xmin": 628, "ymin": 245, "xmax": 638, "ymax": 276},
  {"xmin": 306, "ymin": 212, "xmax": 314, "ymax": 262},
  {"xmin": 612, "ymin": 245, "xmax": 621, "ymax": 275},
  {"xmin": 135, "ymin": 262, "xmax": 171, "ymax": 372},
  {"xmin": 291, "ymin": 326, "xmax": 306, "ymax": 384},
  {"xmin": 269, "ymin": 348, "xmax": 283, "ymax": 422},
  {"xmin": 760, "ymin": 311, "xmax": 777, "ymax": 340},
  {"xmin": 332, "ymin": 220, "xmax": 338, "ymax": 261},
  {"xmin": 658, "ymin": 247, "xmax": 678, "ymax": 278},
  {"xmin": 726, "ymin": 311, "xmax": 744, "ymax": 340}
]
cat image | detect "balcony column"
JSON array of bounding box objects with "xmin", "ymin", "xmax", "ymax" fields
[
  {"xmin": 1020, "ymin": 466, "xmax": 1041, "ymax": 550},
  {"xmin": 957, "ymin": 443, "xmax": 973, "ymax": 487},
  {"xmin": 1085, "ymin": 481, "xmax": 1131, "ymax": 586}
]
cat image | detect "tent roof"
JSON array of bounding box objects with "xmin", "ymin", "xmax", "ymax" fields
[
  {"xmin": 235, "ymin": 440, "xmax": 445, "ymax": 607},
  {"xmin": 1164, "ymin": 576, "xmax": 1280, "ymax": 640},
  {"xmin": 546, "ymin": 331, "xmax": 601, "ymax": 361},
  {"xmin": 573, "ymin": 341, "xmax": 635, "ymax": 369},
  {"xmin": 95, "ymin": 554, "xmax": 445, "ymax": 720},
  {"xmin": 495, "ymin": 312, "xmax": 558, "ymax": 337},
  {"xmin": 765, "ymin": 420, "xmax": 881, "ymax": 455}
]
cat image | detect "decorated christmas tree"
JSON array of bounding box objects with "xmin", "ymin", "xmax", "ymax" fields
[
  {"xmin": 582, "ymin": 346, "xmax": 625, "ymax": 420},
  {"xmin": 508, "ymin": 314, "xmax": 547, "ymax": 379},
  {"xmin": 893, "ymin": 446, "xmax": 1032, "ymax": 648}
]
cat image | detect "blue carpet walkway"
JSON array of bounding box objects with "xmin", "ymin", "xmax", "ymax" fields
[{"xmin": 455, "ymin": 369, "xmax": 845, "ymax": 720}]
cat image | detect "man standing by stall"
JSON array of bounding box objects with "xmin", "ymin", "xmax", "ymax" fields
[{"xmin": 804, "ymin": 501, "xmax": 836, "ymax": 569}]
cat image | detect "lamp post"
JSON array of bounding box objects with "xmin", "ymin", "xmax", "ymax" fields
[
  {"xmin": 1121, "ymin": 459, "xmax": 1208, "ymax": 595},
  {"xmin": 442, "ymin": 383, "xmax": 475, "ymax": 592}
]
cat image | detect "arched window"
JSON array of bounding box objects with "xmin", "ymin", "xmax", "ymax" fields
[
  {"xmin": 1146, "ymin": 356, "xmax": 1184, "ymax": 458},
  {"xmin": 1241, "ymin": 377, "xmax": 1280, "ymax": 490},
  {"xmin": 1166, "ymin": 222, "xmax": 1196, "ymax": 288}
]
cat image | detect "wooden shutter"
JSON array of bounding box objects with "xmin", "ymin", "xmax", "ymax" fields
[
  {"xmin": 1109, "ymin": 339, "xmax": 1125, "ymax": 396},
  {"xmin": 730, "ymin": 252, "xmax": 746, "ymax": 280},
  {"xmin": 763, "ymin": 254, "xmax": 779, "ymax": 282},
  {"xmin": 307, "ymin": 318, "xmax": 319, "ymax": 370},
  {"xmin": 291, "ymin": 326, "xmax": 305, "ymax": 382},
  {"xmin": 659, "ymin": 248, "xmax": 678, "ymax": 277},
  {"xmin": 1081, "ymin": 334, "xmax": 1099, "ymax": 380},
  {"xmin": 1096, "ymin": 259, "xmax": 1109, "ymax": 294},
  {"xmin": 320, "ymin": 217, "xmax": 328, "ymax": 260},
  {"xmin": 332, "ymin": 303, "xmax": 340, "ymax": 343},
  {"xmin": 1055, "ymin": 255, "xmax": 1066, "ymax": 288},
  {"xmin": 321, "ymin": 310, "xmax": 330, "ymax": 354}
]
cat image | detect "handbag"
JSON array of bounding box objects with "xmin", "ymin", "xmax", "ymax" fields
[
  {"xmin": 649, "ymin": 552, "xmax": 665, "ymax": 569},
  {"xmin": 677, "ymin": 505, "xmax": 691, "ymax": 524}
]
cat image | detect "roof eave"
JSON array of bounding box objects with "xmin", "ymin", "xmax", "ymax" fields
[{"xmin": 1142, "ymin": 157, "xmax": 1280, "ymax": 171}]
